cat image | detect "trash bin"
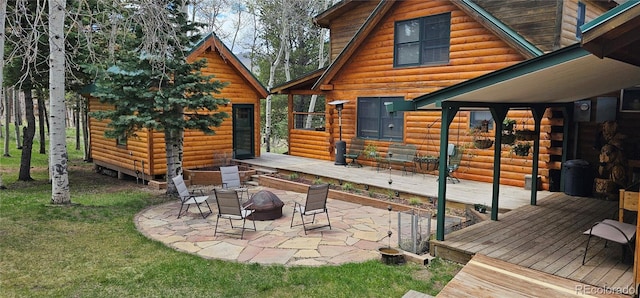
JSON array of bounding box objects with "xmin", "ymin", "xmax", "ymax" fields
[{"xmin": 563, "ymin": 159, "xmax": 593, "ymax": 196}]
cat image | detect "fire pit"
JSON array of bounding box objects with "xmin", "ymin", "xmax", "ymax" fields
[{"xmin": 242, "ymin": 190, "xmax": 284, "ymax": 220}]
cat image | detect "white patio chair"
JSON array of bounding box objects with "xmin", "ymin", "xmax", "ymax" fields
[
  {"xmin": 172, "ymin": 175, "xmax": 213, "ymax": 219},
  {"xmin": 220, "ymin": 165, "xmax": 250, "ymax": 201}
]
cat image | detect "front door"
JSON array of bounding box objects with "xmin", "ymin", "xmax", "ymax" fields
[{"xmin": 232, "ymin": 104, "xmax": 254, "ymax": 159}]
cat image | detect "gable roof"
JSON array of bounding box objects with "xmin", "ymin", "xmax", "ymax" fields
[
  {"xmin": 188, "ymin": 33, "xmax": 268, "ymax": 99},
  {"xmin": 310, "ymin": 0, "xmax": 542, "ymax": 90}
]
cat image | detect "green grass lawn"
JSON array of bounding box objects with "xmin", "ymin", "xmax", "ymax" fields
[{"xmin": 0, "ymin": 128, "xmax": 461, "ymax": 297}]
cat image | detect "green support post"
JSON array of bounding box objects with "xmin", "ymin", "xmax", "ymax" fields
[
  {"xmin": 436, "ymin": 104, "xmax": 458, "ymax": 241},
  {"xmin": 530, "ymin": 105, "xmax": 546, "ymax": 205},
  {"xmin": 489, "ymin": 106, "xmax": 508, "ymax": 221}
]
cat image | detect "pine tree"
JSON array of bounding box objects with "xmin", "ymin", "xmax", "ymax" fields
[{"xmin": 92, "ymin": 2, "xmax": 229, "ymax": 194}]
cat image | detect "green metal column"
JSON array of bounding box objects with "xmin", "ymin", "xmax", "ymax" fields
[
  {"xmin": 489, "ymin": 106, "xmax": 508, "ymax": 221},
  {"xmin": 436, "ymin": 104, "xmax": 459, "ymax": 241},
  {"xmin": 530, "ymin": 105, "xmax": 546, "ymax": 205}
]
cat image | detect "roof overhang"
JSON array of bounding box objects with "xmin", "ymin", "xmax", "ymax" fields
[
  {"xmin": 314, "ymin": 0, "xmax": 373, "ymax": 28},
  {"xmin": 270, "ymin": 68, "xmax": 326, "ymax": 94},
  {"xmin": 581, "ymin": 0, "xmax": 640, "ymax": 67},
  {"xmin": 412, "ymin": 44, "xmax": 640, "ymax": 110}
]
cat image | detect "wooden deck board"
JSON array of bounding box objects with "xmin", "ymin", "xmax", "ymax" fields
[
  {"xmin": 432, "ymin": 194, "xmax": 633, "ymax": 292},
  {"xmin": 437, "ymin": 254, "xmax": 628, "ymax": 297},
  {"xmin": 445, "ymin": 193, "xmax": 572, "ymax": 252},
  {"xmin": 493, "ymin": 197, "xmax": 604, "ymax": 264}
]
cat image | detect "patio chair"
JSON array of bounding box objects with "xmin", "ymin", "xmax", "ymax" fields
[
  {"xmin": 437, "ymin": 144, "xmax": 461, "ymax": 184},
  {"xmin": 220, "ymin": 165, "xmax": 250, "ymax": 202},
  {"xmin": 344, "ymin": 137, "xmax": 365, "ymax": 168},
  {"xmin": 172, "ymin": 175, "xmax": 213, "ymax": 219},
  {"xmin": 582, "ymin": 189, "xmax": 638, "ymax": 265},
  {"xmin": 213, "ymin": 188, "xmax": 256, "ymax": 239},
  {"xmin": 291, "ymin": 183, "xmax": 331, "ymax": 234}
]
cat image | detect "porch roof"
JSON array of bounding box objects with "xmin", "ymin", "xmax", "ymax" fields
[
  {"xmin": 581, "ymin": 0, "xmax": 640, "ymax": 67},
  {"xmin": 409, "ymin": 44, "xmax": 640, "ymax": 110},
  {"xmin": 270, "ymin": 68, "xmax": 325, "ymax": 94}
]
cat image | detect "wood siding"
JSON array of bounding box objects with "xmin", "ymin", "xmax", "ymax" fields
[
  {"xmin": 328, "ymin": 0, "xmax": 381, "ymax": 61},
  {"xmin": 559, "ymin": 0, "xmax": 609, "ymax": 49},
  {"xmin": 300, "ymin": 0, "xmax": 553, "ymax": 188},
  {"xmin": 289, "ymin": 129, "xmax": 332, "ymax": 160},
  {"xmin": 475, "ymin": 0, "xmax": 561, "ymax": 52},
  {"xmin": 89, "ymin": 46, "xmax": 263, "ymax": 177}
]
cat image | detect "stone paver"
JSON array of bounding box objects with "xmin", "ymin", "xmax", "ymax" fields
[{"xmin": 134, "ymin": 186, "xmax": 397, "ymax": 266}]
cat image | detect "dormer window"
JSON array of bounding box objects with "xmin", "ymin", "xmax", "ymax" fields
[{"xmin": 394, "ymin": 12, "xmax": 451, "ymax": 67}]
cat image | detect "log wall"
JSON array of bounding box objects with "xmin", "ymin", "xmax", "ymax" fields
[
  {"xmin": 298, "ymin": 0, "xmax": 563, "ymax": 188},
  {"xmin": 559, "ymin": 0, "xmax": 609, "ymax": 49},
  {"xmin": 89, "ymin": 46, "xmax": 263, "ymax": 177}
]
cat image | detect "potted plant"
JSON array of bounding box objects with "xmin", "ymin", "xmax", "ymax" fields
[
  {"xmin": 470, "ymin": 127, "xmax": 493, "ymax": 149},
  {"xmin": 512, "ymin": 142, "xmax": 532, "ymax": 156},
  {"xmin": 502, "ymin": 118, "xmax": 516, "ymax": 131},
  {"xmin": 363, "ymin": 144, "xmax": 380, "ymax": 161},
  {"xmin": 415, "ymin": 154, "xmax": 439, "ymax": 171},
  {"xmin": 501, "ymin": 132, "xmax": 517, "ymax": 145},
  {"xmin": 515, "ymin": 129, "xmax": 537, "ymax": 141}
]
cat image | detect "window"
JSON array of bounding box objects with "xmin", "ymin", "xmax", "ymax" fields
[
  {"xmin": 394, "ymin": 13, "xmax": 451, "ymax": 67},
  {"xmin": 576, "ymin": 2, "xmax": 586, "ymax": 39},
  {"xmin": 357, "ymin": 97, "xmax": 404, "ymax": 141},
  {"xmin": 469, "ymin": 111, "xmax": 494, "ymax": 131},
  {"xmin": 293, "ymin": 95, "xmax": 326, "ymax": 131},
  {"xmin": 116, "ymin": 134, "xmax": 127, "ymax": 148}
]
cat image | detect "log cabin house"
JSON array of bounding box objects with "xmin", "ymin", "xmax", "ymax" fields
[
  {"xmin": 421, "ymin": 0, "xmax": 640, "ymax": 289},
  {"xmin": 272, "ymin": 0, "xmax": 620, "ymax": 191},
  {"xmin": 87, "ymin": 33, "xmax": 268, "ymax": 182}
]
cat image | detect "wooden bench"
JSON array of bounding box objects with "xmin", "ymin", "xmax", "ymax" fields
[{"xmin": 380, "ymin": 143, "xmax": 417, "ymax": 175}]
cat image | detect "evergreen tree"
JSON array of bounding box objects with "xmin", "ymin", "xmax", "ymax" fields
[{"xmin": 92, "ymin": 2, "xmax": 229, "ymax": 194}]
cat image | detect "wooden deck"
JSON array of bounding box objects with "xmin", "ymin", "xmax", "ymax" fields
[
  {"xmin": 438, "ymin": 254, "xmax": 629, "ymax": 297},
  {"xmin": 431, "ymin": 193, "xmax": 635, "ymax": 293}
]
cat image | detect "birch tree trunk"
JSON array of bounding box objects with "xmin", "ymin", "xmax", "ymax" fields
[
  {"xmin": 164, "ymin": 127, "xmax": 183, "ymax": 195},
  {"xmin": 264, "ymin": 5, "xmax": 288, "ymax": 152},
  {"xmin": 3, "ymin": 88, "xmax": 10, "ymax": 157},
  {"xmin": 0, "ymin": 1, "xmax": 6, "ymax": 189},
  {"xmin": 49, "ymin": 0, "xmax": 70, "ymax": 204}
]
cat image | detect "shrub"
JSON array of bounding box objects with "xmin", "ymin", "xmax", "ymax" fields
[
  {"xmin": 342, "ymin": 183, "xmax": 355, "ymax": 192},
  {"xmin": 409, "ymin": 197, "xmax": 422, "ymax": 206}
]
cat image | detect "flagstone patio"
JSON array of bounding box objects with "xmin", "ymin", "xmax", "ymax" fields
[{"xmin": 135, "ymin": 186, "xmax": 401, "ymax": 266}]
